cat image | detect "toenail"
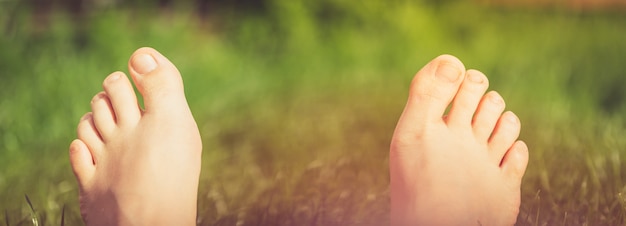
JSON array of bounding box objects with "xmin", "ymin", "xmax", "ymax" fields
[
  {"xmin": 107, "ymin": 73, "xmax": 121, "ymax": 81},
  {"xmin": 131, "ymin": 53, "xmax": 158, "ymax": 75},
  {"xmin": 80, "ymin": 113, "xmax": 92, "ymax": 121},
  {"xmin": 506, "ymin": 112, "xmax": 518, "ymax": 123},
  {"xmin": 489, "ymin": 93, "xmax": 504, "ymax": 105},
  {"xmin": 467, "ymin": 71, "xmax": 483, "ymax": 83},
  {"xmin": 435, "ymin": 62, "xmax": 462, "ymax": 82},
  {"xmin": 91, "ymin": 93, "xmax": 104, "ymax": 103}
]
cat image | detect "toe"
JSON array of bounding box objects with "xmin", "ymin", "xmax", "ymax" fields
[
  {"xmin": 500, "ymin": 140, "xmax": 529, "ymax": 185},
  {"xmin": 488, "ymin": 111, "xmax": 521, "ymax": 163},
  {"xmin": 472, "ymin": 91, "xmax": 506, "ymax": 141},
  {"xmin": 128, "ymin": 47, "xmax": 188, "ymax": 113},
  {"xmin": 69, "ymin": 139, "xmax": 96, "ymax": 188},
  {"xmin": 90, "ymin": 92, "xmax": 116, "ymax": 141},
  {"xmin": 446, "ymin": 69, "xmax": 489, "ymax": 128},
  {"xmin": 102, "ymin": 71, "xmax": 141, "ymax": 126},
  {"xmin": 394, "ymin": 55, "xmax": 466, "ymax": 135},
  {"xmin": 77, "ymin": 113, "xmax": 104, "ymax": 155}
]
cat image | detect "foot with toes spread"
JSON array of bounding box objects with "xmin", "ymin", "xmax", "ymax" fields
[
  {"xmin": 69, "ymin": 48, "xmax": 202, "ymax": 226},
  {"xmin": 390, "ymin": 55, "xmax": 529, "ymax": 225}
]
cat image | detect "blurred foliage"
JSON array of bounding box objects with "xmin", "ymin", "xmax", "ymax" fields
[{"xmin": 2, "ymin": 0, "xmax": 626, "ymax": 225}]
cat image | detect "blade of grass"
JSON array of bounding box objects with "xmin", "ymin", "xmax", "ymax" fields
[
  {"xmin": 61, "ymin": 205, "xmax": 65, "ymax": 226},
  {"xmin": 534, "ymin": 190, "xmax": 541, "ymax": 226},
  {"xmin": 5, "ymin": 209, "xmax": 9, "ymax": 226},
  {"xmin": 24, "ymin": 194, "xmax": 39, "ymax": 226}
]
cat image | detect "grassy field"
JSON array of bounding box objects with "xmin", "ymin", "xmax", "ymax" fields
[{"xmin": 2, "ymin": 0, "xmax": 626, "ymax": 225}]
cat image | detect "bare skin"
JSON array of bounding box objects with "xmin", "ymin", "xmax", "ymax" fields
[
  {"xmin": 69, "ymin": 47, "xmax": 202, "ymax": 226},
  {"xmin": 390, "ymin": 55, "xmax": 529, "ymax": 225}
]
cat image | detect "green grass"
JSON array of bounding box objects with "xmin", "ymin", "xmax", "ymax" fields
[{"xmin": 2, "ymin": 0, "xmax": 626, "ymax": 225}]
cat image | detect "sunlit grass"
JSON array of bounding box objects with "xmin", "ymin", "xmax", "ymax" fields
[{"xmin": 2, "ymin": 0, "xmax": 626, "ymax": 225}]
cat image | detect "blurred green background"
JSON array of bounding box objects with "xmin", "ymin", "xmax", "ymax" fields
[{"xmin": 2, "ymin": 0, "xmax": 626, "ymax": 225}]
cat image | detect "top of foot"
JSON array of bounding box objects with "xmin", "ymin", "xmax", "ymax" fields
[
  {"xmin": 390, "ymin": 55, "xmax": 529, "ymax": 226},
  {"xmin": 70, "ymin": 47, "xmax": 202, "ymax": 226}
]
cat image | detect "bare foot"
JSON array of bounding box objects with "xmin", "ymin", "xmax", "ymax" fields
[
  {"xmin": 389, "ymin": 55, "xmax": 529, "ymax": 225},
  {"xmin": 69, "ymin": 47, "xmax": 202, "ymax": 226}
]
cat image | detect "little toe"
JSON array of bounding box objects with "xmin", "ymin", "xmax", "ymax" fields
[
  {"xmin": 128, "ymin": 47, "xmax": 188, "ymax": 113},
  {"xmin": 394, "ymin": 55, "xmax": 466, "ymax": 135},
  {"xmin": 500, "ymin": 140, "xmax": 529, "ymax": 185},
  {"xmin": 488, "ymin": 111, "xmax": 521, "ymax": 163},
  {"xmin": 69, "ymin": 139, "xmax": 96, "ymax": 188},
  {"xmin": 77, "ymin": 113, "xmax": 104, "ymax": 154},
  {"xmin": 102, "ymin": 71, "xmax": 141, "ymax": 125},
  {"xmin": 446, "ymin": 69, "xmax": 489, "ymax": 128},
  {"xmin": 90, "ymin": 92, "xmax": 116, "ymax": 140},
  {"xmin": 472, "ymin": 91, "xmax": 506, "ymax": 141}
]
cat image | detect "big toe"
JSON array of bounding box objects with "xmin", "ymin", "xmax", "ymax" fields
[
  {"xmin": 128, "ymin": 47, "xmax": 188, "ymax": 112},
  {"xmin": 395, "ymin": 55, "xmax": 466, "ymax": 134}
]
